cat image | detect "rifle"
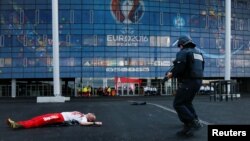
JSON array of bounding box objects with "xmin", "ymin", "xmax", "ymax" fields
[{"xmin": 161, "ymin": 65, "xmax": 174, "ymax": 84}]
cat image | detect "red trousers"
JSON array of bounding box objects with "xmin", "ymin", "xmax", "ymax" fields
[{"xmin": 17, "ymin": 113, "xmax": 64, "ymax": 128}]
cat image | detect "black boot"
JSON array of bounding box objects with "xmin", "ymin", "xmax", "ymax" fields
[
  {"xmin": 176, "ymin": 125, "xmax": 194, "ymax": 137},
  {"xmin": 189, "ymin": 119, "xmax": 203, "ymax": 130},
  {"xmin": 176, "ymin": 119, "xmax": 202, "ymax": 137}
]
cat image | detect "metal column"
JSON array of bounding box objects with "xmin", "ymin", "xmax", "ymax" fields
[
  {"xmin": 225, "ymin": 0, "xmax": 231, "ymax": 94},
  {"xmin": 52, "ymin": 0, "xmax": 61, "ymax": 96},
  {"xmin": 11, "ymin": 79, "xmax": 16, "ymax": 98},
  {"xmin": 225, "ymin": 0, "xmax": 231, "ymax": 81}
]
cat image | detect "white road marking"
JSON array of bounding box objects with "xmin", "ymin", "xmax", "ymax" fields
[{"xmin": 147, "ymin": 102, "xmax": 212, "ymax": 125}]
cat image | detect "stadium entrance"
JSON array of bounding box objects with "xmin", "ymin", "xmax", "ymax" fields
[{"xmin": 115, "ymin": 77, "xmax": 143, "ymax": 96}]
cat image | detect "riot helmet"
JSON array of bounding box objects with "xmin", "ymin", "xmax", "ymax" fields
[{"xmin": 176, "ymin": 35, "xmax": 196, "ymax": 48}]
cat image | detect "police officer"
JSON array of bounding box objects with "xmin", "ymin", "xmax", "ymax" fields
[{"xmin": 166, "ymin": 35, "xmax": 204, "ymax": 137}]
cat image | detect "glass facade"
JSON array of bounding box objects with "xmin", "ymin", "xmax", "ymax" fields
[{"xmin": 0, "ymin": 0, "xmax": 250, "ymax": 96}]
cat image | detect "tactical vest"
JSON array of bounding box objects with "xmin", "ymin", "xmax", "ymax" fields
[{"xmin": 184, "ymin": 48, "xmax": 204, "ymax": 78}]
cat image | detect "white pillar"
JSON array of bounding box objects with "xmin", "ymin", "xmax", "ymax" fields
[
  {"xmin": 37, "ymin": 6, "xmax": 71, "ymax": 104},
  {"xmin": 103, "ymin": 78, "xmax": 108, "ymax": 88},
  {"xmin": 225, "ymin": 0, "xmax": 231, "ymax": 81},
  {"xmin": 225, "ymin": 0, "xmax": 231, "ymax": 94},
  {"xmin": 147, "ymin": 78, "xmax": 151, "ymax": 86},
  {"xmin": 11, "ymin": 79, "xmax": 16, "ymax": 98},
  {"xmin": 52, "ymin": 0, "xmax": 61, "ymax": 96},
  {"xmin": 74, "ymin": 78, "xmax": 78, "ymax": 97}
]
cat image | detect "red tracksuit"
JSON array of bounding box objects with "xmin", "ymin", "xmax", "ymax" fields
[{"xmin": 17, "ymin": 113, "xmax": 64, "ymax": 128}]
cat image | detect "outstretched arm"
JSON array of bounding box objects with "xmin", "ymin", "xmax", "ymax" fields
[{"xmin": 80, "ymin": 121, "xmax": 102, "ymax": 126}]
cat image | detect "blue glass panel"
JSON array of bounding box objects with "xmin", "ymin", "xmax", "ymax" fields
[
  {"xmin": 74, "ymin": 10, "xmax": 82, "ymax": 23},
  {"xmin": 39, "ymin": 10, "xmax": 52, "ymax": 24},
  {"xmin": 70, "ymin": 35, "xmax": 82, "ymax": 47},
  {"xmin": 59, "ymin": 10, "xmax": 70, "ymax": 23},
  {"xmin": 36, "ymin": 0, "xmax": 49, "ymax": 4},
  {"xmin": 24, "ymin": 10, "xmax": 36, "ymax": 24},
  {"xmin": 0, "ymin": 0, "xmax": 11, "ymax": 4},
  {"xmin": 82, "ymin": 10, "xmax": 90, "ymax": 23},
  {"xmin": 150, "ymin": 12, "xmax": 160, "ymax": 25},
  {"xmin": 163, "ymin": 12, "xmax": 170, "ymax": 26},
  {"xmin": 59, "ymin": 0, "xmax": 70, "ymax": 4},
  {"xmin": 82, "ymin": 0, "xmax": 93, "ymax": 4}
]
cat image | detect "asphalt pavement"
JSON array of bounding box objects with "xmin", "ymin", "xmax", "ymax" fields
[{"xmin": 0, "ymin": 95, "xmax": 250, "ymax": 141}]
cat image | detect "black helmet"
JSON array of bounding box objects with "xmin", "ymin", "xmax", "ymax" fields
[{"xmin": 177, "ymin": 35, "xmax": 196, "ymax": 48}]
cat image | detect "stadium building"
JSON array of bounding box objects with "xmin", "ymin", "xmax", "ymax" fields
[{"xmin": 0, "ymin": 0, "xmax": 250, "ymax": 97}]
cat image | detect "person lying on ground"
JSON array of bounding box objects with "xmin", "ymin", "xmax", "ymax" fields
[{"xmin": 7, "ymin": 111, "xmax": 102, "ymax": 129}]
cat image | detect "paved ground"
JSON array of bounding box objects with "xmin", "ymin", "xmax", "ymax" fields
[{"xmin": 0, "ymin": 95, "xmax": 249, "ymax": 141}]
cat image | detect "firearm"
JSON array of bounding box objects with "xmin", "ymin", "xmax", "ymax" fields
[{"xmin": 161, "ymin": 65, "xmax": 174, "ymax": 84}]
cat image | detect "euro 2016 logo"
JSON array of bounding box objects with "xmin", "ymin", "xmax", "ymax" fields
[{"xmin": 111, "ymin": 0, "xmax": 145, "ymax": 24}]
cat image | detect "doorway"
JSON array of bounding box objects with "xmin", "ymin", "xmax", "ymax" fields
[
  {"xmin": 117, "ymin": 83, "xmax": 140, "ymax": 96},
  {"xmin": 115, "ymin": 77, "xmax": 142, "ymax": 96}
]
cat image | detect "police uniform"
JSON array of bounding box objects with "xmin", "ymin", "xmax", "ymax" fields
[{"xmin": 169, "ymin": 35, "xmax": 204, "ymax": 136}]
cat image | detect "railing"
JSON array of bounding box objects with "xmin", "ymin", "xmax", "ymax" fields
[
  {"xmin": 16, "ymin": 84, "xmax": 54, "ymax": 97},
  {"xmin": 209, "ymin": 80, "xmax": 240, "ymax": 101},
  {"xmin": 0, "ymin": 85, "xmax": 11, "ymax": 97},
  {"xmin": 0, "ymin": 79, "xmax": 178, "ymax": 97},
  {"xmin": 0, "ymin": 84, "xmax": 54, "ymax": 97}
]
